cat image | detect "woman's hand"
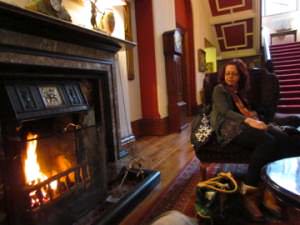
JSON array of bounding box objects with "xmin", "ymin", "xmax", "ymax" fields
[{"xmin": 244, "ymin": 117, "xmax": 268, "ymax": 130}]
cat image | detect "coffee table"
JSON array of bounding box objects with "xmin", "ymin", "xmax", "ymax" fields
[{"xmin": 261, "ymin": 157, "xmax": 300, "ymax": 209}]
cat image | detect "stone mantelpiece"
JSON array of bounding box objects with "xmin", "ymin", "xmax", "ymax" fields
[
  {"xmin": 0, "ymin": 29, "xmax": 112, "ymax": 72},
  {"xmin": 0, "ymin": 1, "xmax": 134, "ymax": 51}
]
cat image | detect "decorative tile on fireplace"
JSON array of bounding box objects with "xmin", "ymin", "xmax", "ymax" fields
[{"xmin": 5, "ymin": 81, "xmax": 89, "ymax": 120}]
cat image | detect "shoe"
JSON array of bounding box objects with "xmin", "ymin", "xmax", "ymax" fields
[
  {"xmin": 263, "ymin": 188, "xmax": 282, "ymax": 218},
  {"xmin": 242, "ymin": 194, "xmax": 265, "ymax": 222},
  {"xmin": 240, "ymin": 182, "xmax": 258, "ymax": 195},
  {"xmin": 240, "ymin": 183, "xmax": 265, "ymax": 222}
]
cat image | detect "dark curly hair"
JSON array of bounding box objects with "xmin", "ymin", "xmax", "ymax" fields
[{"xmin": 218, "ymin": 59, "xmax": 250, "ymax": 92}]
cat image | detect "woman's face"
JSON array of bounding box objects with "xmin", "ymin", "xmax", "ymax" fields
[{"xmin": 224, "ymin": 64, "xmax": 240, "ymax": 87}]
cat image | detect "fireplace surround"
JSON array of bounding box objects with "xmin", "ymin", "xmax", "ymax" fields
[{"xmin": 0, "ymin": 2, "xmax": 160, "ymax": 225}]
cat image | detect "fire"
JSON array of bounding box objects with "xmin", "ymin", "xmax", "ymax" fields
[
  {"xmin": 24, "ymin": 133, "xmax": 46, "ymax": 185},
  {"xmin": 24, "ymin": 132, "xmax": 58, "ymax": 208}
]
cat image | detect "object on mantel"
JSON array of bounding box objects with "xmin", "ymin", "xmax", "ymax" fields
[
  {"xmin": 26, "ymin": 0, "xmax": 71, "ymax": 22},
  {"xmin": 99, "ymin": 10, "xmax": 115, "ymax": 35},
  {"xmin": 89, "ymin": 0, "xmax": 116, "ymax": 35},
  {"xmin": 90, "ymin": 0, "xmax": 99, "ymax": 30},
  {"xmin": 0, "ymin": 1, "xmax": 135, "ymax": 51}
]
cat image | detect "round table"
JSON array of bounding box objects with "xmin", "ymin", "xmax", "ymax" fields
[{"xmin": 261, "ymin": 157, "xmax": 300, "ymax": 209}]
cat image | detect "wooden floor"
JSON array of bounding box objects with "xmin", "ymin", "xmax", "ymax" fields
[
  {"xmin": 117, "ymin": 121, "xmax": 300, "ymax": 225},
  {"xmin": 119, "ymin": 124, "xmax": 196, "ymax": 225}
]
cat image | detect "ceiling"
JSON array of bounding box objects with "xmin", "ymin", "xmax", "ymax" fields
[{"xmin": 204, "ymin": 0, "xmax": 261, "ymax": 59}]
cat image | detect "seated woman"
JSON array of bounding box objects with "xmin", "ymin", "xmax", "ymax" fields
[{"xmin": 210, "ymin": 59, "xmax": 300, "ymax": 221}]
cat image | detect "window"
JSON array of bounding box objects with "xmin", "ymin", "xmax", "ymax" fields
[{"xmin": 263, "ymin": 0, "xmax": 298, "ymax": 16}]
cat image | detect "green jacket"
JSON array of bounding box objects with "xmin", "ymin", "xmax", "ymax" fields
[{"xmin": 210, "ymin": 84, "xmax": 246, "ymax": 144}]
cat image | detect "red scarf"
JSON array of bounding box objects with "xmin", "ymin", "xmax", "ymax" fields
[{"xmin": 225, "ymin": 86, "xmax": 257, "ymax": 118}]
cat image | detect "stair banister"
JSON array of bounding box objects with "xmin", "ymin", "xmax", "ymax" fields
[{"xmin": 262, "ymin": 27, "xmax": 273, "ymax": 72}]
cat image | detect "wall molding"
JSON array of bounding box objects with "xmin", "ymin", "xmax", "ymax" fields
[{"xmin": 131, "ymin": 117, "xmax": 169, "ymax": 137}]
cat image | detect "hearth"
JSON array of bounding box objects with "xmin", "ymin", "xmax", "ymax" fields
[{"xmin": 0, "ymin": 2, "xmax": 160, "ymax": 225}]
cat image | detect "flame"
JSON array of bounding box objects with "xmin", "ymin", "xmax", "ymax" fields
[
  {"xmin": 24, "ymin": 133, "xmax": 46, "ymax": 185},
  {"xmin": 24, "ymin": 132, "xmax": 58, "ymax": 208},
  {"xmin": 56, "ymin": 155, "xmax": 75, "ymax": 183},
  {"xmin": 23, "ymin": 132, "xmax": 77, "ymax": 208}
]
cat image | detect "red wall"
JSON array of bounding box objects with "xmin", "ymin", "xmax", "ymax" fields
[
  {"xmin": 175, "ymin": 0, "xmax": 188, "ymax": 28},
  {"xmin": 135, "ymin": 0, "xmax": 160, "ymax": 119}
]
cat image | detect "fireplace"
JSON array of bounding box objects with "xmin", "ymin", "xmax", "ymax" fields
[
  {"xmin": 0, "ymin": 2, "xmax": 160, "ymax": 225},
  {"xmin": 0, "ymin": 70, "xmax": 111, "ymax": 225}
]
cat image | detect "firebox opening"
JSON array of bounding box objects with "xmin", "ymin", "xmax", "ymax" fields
[
  {"xmin": 2, "ymin": 110, "xmax": 108, "ymax": 225},
  {"xmin": 21, "ymin": 128, "xmax": 82, "ymax": 210},
  {"xmin": 0, "ymin": 76, "xmax": 111, "ymax": 225}
]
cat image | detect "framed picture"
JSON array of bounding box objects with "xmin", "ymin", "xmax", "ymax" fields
[
  {"xmin": 198, "ymin": 49, "xmax": 206, "ymax": 72},
  {"xmin": 206, "ymin": 62, "xmax": 213, "ymax": 73},
  {"xmin": 124, "ymin": 2, "xmax": 135, "ymax": 80}
]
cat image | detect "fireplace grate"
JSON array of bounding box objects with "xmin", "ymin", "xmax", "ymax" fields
[{"xmin": 24, "ymin": 162, "xmax": 91, "ymax": 211}]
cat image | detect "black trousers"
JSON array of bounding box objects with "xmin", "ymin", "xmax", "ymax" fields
[{"xmin": 231, "ymin": 125, "xmax": 300, "ymax": 186}]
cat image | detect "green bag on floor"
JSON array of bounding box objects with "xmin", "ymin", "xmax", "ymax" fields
[{"xmin": 195, "ymin": 172, "xmax": 241, "ymax": 225}]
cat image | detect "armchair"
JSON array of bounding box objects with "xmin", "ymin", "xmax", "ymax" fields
[{"xmin": 195, "ymin": 68, "xmax": 300, "ymax": 179}]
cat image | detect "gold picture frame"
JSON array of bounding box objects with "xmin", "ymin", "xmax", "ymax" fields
[{"xmin": 124, "ymin": 1, "xmax": 135, "ymax": 80}]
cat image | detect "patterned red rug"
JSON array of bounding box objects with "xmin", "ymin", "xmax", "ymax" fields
[
  {"xmin": 140, "ymin": 157, "xmax": 200, "ymax": 225},
  {"xmin": 141, "ymin": 157, "xmax": 300, "ymax": 225}
]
